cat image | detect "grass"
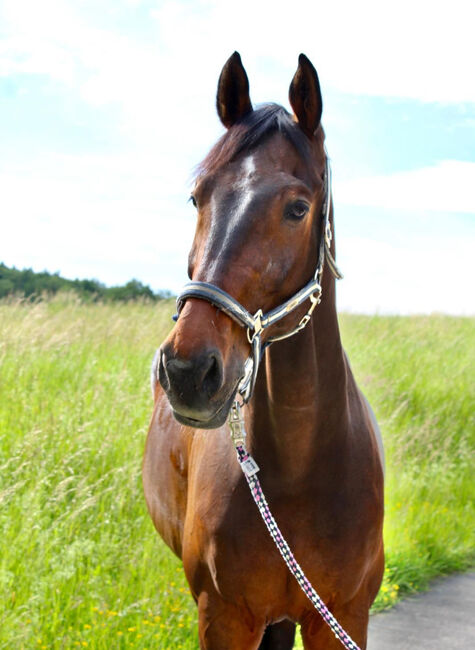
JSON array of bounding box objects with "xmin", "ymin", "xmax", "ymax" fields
[
  {"xmin": 340, "ymin": 314, "xmax": 474, "ymax": 607},
  {"xmin": 0, "ymin": 296, "xmax": 473, "ymax": 648}
]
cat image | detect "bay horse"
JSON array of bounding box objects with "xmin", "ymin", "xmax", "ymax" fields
[{"xmin": 143, "ymin": 52, "xmax": 384, "ymax": 649}]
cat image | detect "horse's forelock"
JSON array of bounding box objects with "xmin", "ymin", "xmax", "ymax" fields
[{"xmin": 193, "ymin": 104, "xmax": 324, "ymax": 183}]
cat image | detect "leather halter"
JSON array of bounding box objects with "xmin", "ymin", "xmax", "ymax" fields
[{"xmin": 174, "ymin": 157, "xmax": 343, "ymax": 403}]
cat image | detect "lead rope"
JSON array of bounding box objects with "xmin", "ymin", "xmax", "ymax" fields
[{"xmin": 229, "ymin": 402, "xmax": 361, "ymax": 650}]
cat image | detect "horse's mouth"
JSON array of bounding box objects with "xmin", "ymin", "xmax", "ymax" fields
[
  {"xmin": 172, "ymin": 411, "xmax": 225, "ymax": 429},
  {"xmin": 170, "ymin": 380, "xmax": 240, "ymax": 430}
]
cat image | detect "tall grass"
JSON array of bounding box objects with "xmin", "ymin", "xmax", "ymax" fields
[
  {"xmin": 339, "ymin": 314, "xmax": 474, "ymax": 607},
  {"xmin": 0, "ymin": 297, "xmax": 473, "ymax": 649}
]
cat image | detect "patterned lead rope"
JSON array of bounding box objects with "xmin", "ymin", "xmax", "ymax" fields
[{"xmin": 230, "ymin": 404, "xmax": 361, "ymax": 650}]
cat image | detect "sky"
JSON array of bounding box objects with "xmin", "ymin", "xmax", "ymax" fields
[{"xmin": 1, "ymin": 0, "xmax": 474, "ymax": 314}]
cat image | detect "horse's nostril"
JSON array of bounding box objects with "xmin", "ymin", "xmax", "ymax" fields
[
  {"xmin": 200, "ymin": 354, "xmax": 222, "ymax": 398},
  {"xmin": 158, "ymin": 350, "xmax": 170, "ymax": 392},
  {"xmin": 160, "ymin": 349, "xmax": 224, "ymax": 402}
]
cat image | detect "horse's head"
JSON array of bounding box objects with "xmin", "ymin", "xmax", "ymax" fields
[{"xmin": 159, "ymin": 52, "xmax": 329, "ymax": 428}]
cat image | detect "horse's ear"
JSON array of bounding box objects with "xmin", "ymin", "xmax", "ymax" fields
[
  {"xmin": 216, "ymin": 52, "xmax": 253, "ymax": 129},
  {"xmin": 289, "ymin": 53, "xmax": 323, "ymax": 138}
]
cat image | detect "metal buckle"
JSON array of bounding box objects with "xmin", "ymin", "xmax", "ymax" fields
[
  {"xmin": 309, "ymin": 291, "xmax": 321, "ymax": 310},
  {"xmin": 296, "ymin": 291, "xmax": 321, "ymax": 331},
  {"xmin": 247, "ymin": 309, "xmax": 264, "ymax": 344},
  {"xmin": 298, "ymin": 314, "xmax": 312, "ymax": 329},
  {"xmin": 253, "ymin": 309, "xmax": 264, "ymax": 334}
]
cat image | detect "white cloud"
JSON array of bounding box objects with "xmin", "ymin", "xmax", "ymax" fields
[
  {"xmin": 337, "ymin": 235, "xmax": 474, "ymax": 315},
  {"xmin": 2, "ymin": 0, "xmax": 475, "ymax": 115},
  {"xmin": 1, "ymin": 0, "xmax": 474, "ymax": 314},
  {"xmin": 2, "ymin": 0, "xmax": 474, "ymax": 178},
  {"xmin": 333, "ymin": 161, "xmax": 475, "ymax": 314},
  {"xmin": 1, "ymin": 152, "xmax": 194, "ymax": 290},
  {"xmin": 147, "ymin": 0, "xmax": 475, "ymax": 105},
  {"xmin": 3, "ymin": 152, "xmax": 473, "ymax": 314},
  {"xmin": 335, "ymin": 161, "xmax": 475, "ymax": 214}
]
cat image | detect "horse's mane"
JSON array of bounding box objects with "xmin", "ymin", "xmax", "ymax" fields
[{"xmin": 194, "ymin": 103, "xmax": 324, "ymax": 181}]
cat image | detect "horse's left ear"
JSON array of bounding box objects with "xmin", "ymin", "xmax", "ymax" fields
[
  {"xmin": 289, "ymin": 54, "xmax": 323, "ymax": 138},
  {"xmin": 216, "ymin": 51, "xmax": 253, "ymax": 128}
]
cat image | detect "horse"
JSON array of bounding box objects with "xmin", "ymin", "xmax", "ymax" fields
[{"xmin": 143, "ymin": 52, "xmax": 384, "ymax": 649}]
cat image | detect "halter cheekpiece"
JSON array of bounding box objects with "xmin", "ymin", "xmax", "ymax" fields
[{"xmin": 174, "ymin": 157, "xmax": 342, "ymax": 403}]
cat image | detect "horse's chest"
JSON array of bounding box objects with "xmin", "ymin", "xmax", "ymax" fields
[{"xmin": 185, "ymin": 478, "xmax": 370, "ymax": 615}]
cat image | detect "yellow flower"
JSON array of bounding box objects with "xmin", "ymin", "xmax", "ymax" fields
[
  {"xmin": 84, "ymin": 624, "xmax": 91, "ymax": 630},
  {"xmin": 127, "ymin": 627, "xmax": 136, "ymax": 632}
]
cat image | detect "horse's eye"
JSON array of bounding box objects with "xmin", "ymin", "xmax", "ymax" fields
[
  {"xmin": 189, "ymin": 195, "xmax": 197, "ymax": 208},
  {"xmin": 286, "ymin": 200, "xmax": 310, "ymax": 221}
]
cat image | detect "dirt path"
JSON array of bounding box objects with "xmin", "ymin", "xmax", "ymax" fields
[{"xmin": 368, "ymin": 571, "xmax": 475, "ymax": 648}]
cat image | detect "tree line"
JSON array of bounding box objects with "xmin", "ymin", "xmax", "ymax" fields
[{"xmin": 0, "ymin": 263, "xmax": 172, "ymax": 302}]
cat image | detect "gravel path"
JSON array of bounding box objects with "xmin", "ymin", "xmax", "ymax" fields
[{"xmin": 368, "ymin": 571, "xmax": 475, "ymax": 648}]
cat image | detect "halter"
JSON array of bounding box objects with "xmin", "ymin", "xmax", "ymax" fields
[{"xmin": 174, "ymin": 157, "xmax": 343, "ymax": 402}]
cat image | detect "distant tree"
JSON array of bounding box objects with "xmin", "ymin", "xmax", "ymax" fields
[
  {"xmin": 0, "ymin": 277, "xmax": 14, "ymax": 298},
  {"xmin": 0, "ymin": 263, "xmax": 171, "ymax": 302}
]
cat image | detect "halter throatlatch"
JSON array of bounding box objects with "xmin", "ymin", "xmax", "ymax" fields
[{"xmin": 174, "ymin": 158, "xmax": 343, "ymax": 403}]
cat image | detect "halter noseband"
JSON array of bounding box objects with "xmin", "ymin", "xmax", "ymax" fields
[{"xmin": 174, "ymin": 158, "xmax": 343, "ymax": 403}]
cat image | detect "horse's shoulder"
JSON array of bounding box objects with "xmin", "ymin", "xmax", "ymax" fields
[{"xmin": 343, "ymin": 350, "xmax": 385, "ymax": 476}]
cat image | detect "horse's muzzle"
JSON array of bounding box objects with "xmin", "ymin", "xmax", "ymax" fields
[{"xmin": 158, "ymin": 345, "xmax": 238, "ymax": 429}]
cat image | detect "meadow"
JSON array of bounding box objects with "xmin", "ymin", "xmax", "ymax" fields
[{"xmin": 0, "ymin": 296, "xmax": 473, "ymax": 649}]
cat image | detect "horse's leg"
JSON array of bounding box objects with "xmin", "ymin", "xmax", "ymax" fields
[
  {"xmin": 301, "ymin": 546, "xmax": 383, "ymax": 650},
  {"xmin": 258, "ymin": 620, "xmax": 296, "ymax": 649},
  {"xmin": 197, "ymin": 591, "xmax": 265, "ymax": 650},
  {"xmin": 300, "ymin": 599, "xmax": 370, "ymax": 650}
]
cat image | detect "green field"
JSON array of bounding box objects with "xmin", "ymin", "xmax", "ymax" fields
[{"xmin": 0, "ymin": 297, "xmax": 473, "ymax": 649}]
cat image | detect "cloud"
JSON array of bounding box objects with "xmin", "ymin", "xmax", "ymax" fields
[
  {"xmin": 1, "ymin": 0, "xmax": 474, "ymax": 315},
  {"xmin": 3, "ymin": 151, "xmax": 473, "ymax": 314},
  {"xmin": 2, "ymin": 0, "xmax": 474, "ymax": 114},
  {"xmin": 333, "ymin": 161, "xmax": 475, "ymax": 314},
  {"xmin": 149, "ymin": 0, "xmax": 475, "ymax": 105},
  {"xmin": 335, "ymin": 161, "xmax": 475, "ymax": 214},
  {"xmin": 337, "ymin": 235, "xmax": 474, "ymax": 315},
  {"xmin": 0, "ymin": 152, "xmax": 194, "ymax": 290}
]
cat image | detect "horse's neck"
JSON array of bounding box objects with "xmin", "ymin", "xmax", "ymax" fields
[{"xmin": 247, "ymin": 269, "xmax": 349, "ymax": 483}]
